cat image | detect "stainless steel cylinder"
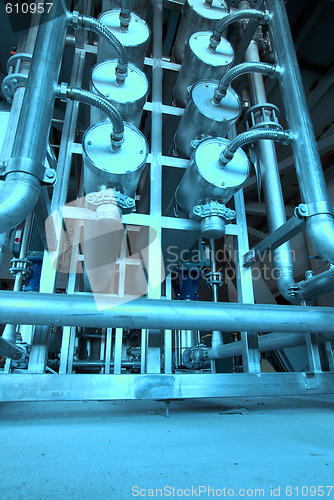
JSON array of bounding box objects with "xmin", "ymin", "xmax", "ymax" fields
[
  {"xmin": 98, "ymin": 10, "xmax": 150, "ymax": 69},
  {"xmin": 173, "ymin": 32, "xmax": 234, "ymax": 107},
  {"xmin": 173, "ymin": 0, "xmax": 228, "ymax": 63},
  {"xmin": 174, "ymin": 80, "xmax": 241, "ymax": 158},
  {"xmin": 175, "ymin": 137, "xmax": 250, "ymax": 218},
  {"xmin": 103, "ymin": 0, "xmax": 149, "ymax": 19},
  {"xmin": 83, "ymin": 121, "xmax": 148, "ymax": 198},
  {"xmin": 90, "ymin": 60, "xmax": 148, "ymax": 127}
]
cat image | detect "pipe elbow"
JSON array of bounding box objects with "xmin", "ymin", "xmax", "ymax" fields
[
  {"xmin": 306, "ymin": 213, "xmax": 334, "ymax": 265},
  {"xmin": 276, "ymin": 267, "xmax": 299, "ymax": 304},
  {"xmin": 0, "ymin": 173, "xmax": 41, "ymax": 234}
]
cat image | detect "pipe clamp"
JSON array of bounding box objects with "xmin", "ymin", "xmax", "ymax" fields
[
  {"xmin": 0, "ymin": 157, "xmax": 57, "ymax": 185},
  {"xmin": 296, "ymin": 201, "xmax": 333, "ymax": 218}
]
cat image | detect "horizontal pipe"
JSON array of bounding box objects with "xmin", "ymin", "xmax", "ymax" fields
[
  {"xmin": 72, "ymin": 360, "xmax": 140, "ymax": 367},
  {"xmin": 0, "ymin": 292, "xmax": 334, "ymax": 333},
  {"xmin": 207, "ymin": 331, "xmax": 334, "ymax": 360}
]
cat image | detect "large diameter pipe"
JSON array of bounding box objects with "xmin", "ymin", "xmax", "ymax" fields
[
  {"xmin": 207, "ymin": 331, "xmax": 334, "ymax": 360},
  {"xmin": 0, "ymin": 292, "xmax": 334, "ymax": 333},
  {"xmin": 0, "ymin": 1, "xmax": 69, "ymax": 234},
  {"xmin": 267, "ymin": 0, "xmax": 334, "ymax": 264}
]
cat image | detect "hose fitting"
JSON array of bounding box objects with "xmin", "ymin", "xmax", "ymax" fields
[
  {"xmin": 56, "ymin": 84, "xmax": 124, "ymax": 152},
  {"xmin": 218, "ymin": 129, "xmax": 295, "ymax": 166},
  {"xmin": 208, "ymin": 9, "xmax": 271, "ymax": 53},
  {"xmin": 120, "ymin": 0, "xmax": 131, "ymax": 31}
]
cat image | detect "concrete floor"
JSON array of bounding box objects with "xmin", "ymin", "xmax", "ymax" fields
[{"xmin": 0, "ymin": 395, "xmax": 333, "ymax": 499}]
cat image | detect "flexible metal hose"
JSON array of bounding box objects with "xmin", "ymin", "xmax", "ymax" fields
[
  {"xmin": 219, "ymin": 129, "xmax": 295, "ymax": 166},
  {"xmin": 69, "ymin": 13, "xmax": 128, "ymax": 85},
  {"xmin": 62, "ymin": 87, "xmax": 124, "ymax": 151},
  {"xmin": 209, "ymin": 9, "xmax": 270, "ymax": 52},
  {"xmin": 212, "ymin": 62, "xmax": 279, "ymax": 103},
  {"xmin": 120, "ymin": 0, "xmax": 132, "ymax": 31}
]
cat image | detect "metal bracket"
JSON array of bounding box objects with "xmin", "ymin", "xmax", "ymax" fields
[
  {"xmin": 296, "ymin": 201, "xmax": 333, "ymax": 218},
  {"xmin": 191, "ymin": 201, "xmax": 236, "ymax": 222},
  {"xmin": 1, "ymin": 53, "xmax": 32, "ymax": 102},
  {"xmin": 244, "ymin": 214, "xmax": 306, "ymax": 267},
  {"xmin": 304, "ymin": 372, "xmax": 317, "ymax": 390}
]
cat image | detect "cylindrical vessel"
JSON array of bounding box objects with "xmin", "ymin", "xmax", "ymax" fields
[
  {"xmin": 173, "ymin": 0, "xmax": 228, "ymax": 63},
  {"xmin": 83, "ymin": 121, "xmax": 148, "ymax": 198},
  {"xmin": 98, "ymin": 10, "xmax": 150, "ymax": 69},
  {"xmin": 173, "ymin": 31, "xmax": 234, "ymax": 107},
  {"xmin": 103, "ymin": 0, "xmax": 149, "ymax": 19},
  {"xmin": 175, "ymin": 137, "xmax": 250, "ymax": 218},
  {"xmin": 90, "ymin": 60, "xmax": 148, "ymax": 127},
  {"xmin": 174, "ymin": 80, "xmax": 241, "ymax": 158}
]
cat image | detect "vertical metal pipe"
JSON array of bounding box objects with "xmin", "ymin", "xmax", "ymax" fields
[
  {"xmin": 243, "ymin": 39, "xmax": 297, "ymax": 302},
  {"xmin": 0, "ymin": 2, "xmax": 70, "ymax": 233},
  {"xmin": 266, "ymin": 0, "xmax": 334, "ymax": 265}
]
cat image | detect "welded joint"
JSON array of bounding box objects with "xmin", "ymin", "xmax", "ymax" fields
[
  {"xmin": 304, "ymin": 372, "xmax": 317, "ymax": 390},
  {"xmin": 295, "ymin": 201, "xmax": 334, "ymax": 219}
]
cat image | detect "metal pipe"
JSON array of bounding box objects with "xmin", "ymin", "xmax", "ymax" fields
[
  {"xmin": 219, "ymin": 128, "xmax": 294, "ymax": 166},
  {"xmin": 69, "ymin": 13, "xmax": 128, "ymax": 85},
  {"xmin": 267, "ymin": 0, "xmax": 334, "ymax": 265},
  {"xmin": 242, "ymin": 38, "xmax": 299, "ymax": 303},
  {"xmin": 0, "ymin": 292, "xmax": 334, "ymax": 333},
  {"xmin": 0, "ymin": 231, "xmax": 9, "ymax": 272},
  {"xmin": 296, "ymin": 267, "xmax": 334, "ymax": 302},
  {"xmin": 56, "ymin": 86, "xmax": 124, "ymax": 151},
  {"xmin": 0, "ymin": 1, "xmax": 69, "ymax": 234},
  {"xmin": 212, "ymin": 62, "xmax": 279, "ymax": 103},
  {"xmin": 208, "ymin": 9, "xmax": 270, "ymax": 52},
  {"xmin": 72, "ymin": 360, "xmax": 140, "ymax": 368},
  {"xmin": 206, "ymin": 331, "xmax": 334, "ymax": 361}
]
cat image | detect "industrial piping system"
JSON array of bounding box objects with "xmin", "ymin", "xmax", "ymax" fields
[{"xmin": 0, "ymin": 0, "xmax": 333, "ymax": 402}]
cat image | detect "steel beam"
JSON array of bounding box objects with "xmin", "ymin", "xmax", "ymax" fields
[{"xmin": 0, "ymin": 372, "xmax": 333, "ymax": 401}]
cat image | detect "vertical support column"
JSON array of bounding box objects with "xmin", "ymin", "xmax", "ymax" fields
[
  {"xmin": 233, "ymin": 188, "xmax": 261, "ymax": 373},
  {"xmin": 164, "ymin": 275, "xmax": 173, "ymax": 374},
  {"xmin": 28, "ymin": 326, "xmax": 50, "ymax": 373},
  {"xmin": 145, "ymin": 0, "xmax": 164, "ymax": 374},
  {"xmin": 59, "ymin": 326, "xmax": 71, "ymax": 374},
  {"xmin": 114, "ymin": 328, "xmax": 123, "ymax": 374},
  {"xmin": 305, "ymin": 333, "xmax": 322, "ymax": 373}
]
